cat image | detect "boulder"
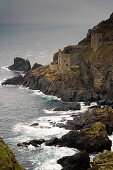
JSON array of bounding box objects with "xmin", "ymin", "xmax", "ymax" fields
[
  {"xmin": 31, "ymin": 63, "xmax": 42, "ymax": 70},
  {"xmin": 8, "ymin": 57, "xmax": 31, "ymax": 72},
  {"xmin": 2, "ymin": 75, "xmax": 24, "ymax": 85},
  {"xmin": 57, "ymin": 150, "xmax": 90, "ymax": 170},
  {"xmin": 54, "ymin": 102, "xmax": 80, "ymax": 111},
  {"xmin": 88, "ymin": 150, "xmax": 113, "ymax": 170},
  {"xmin": 45, "ymin": 122, "xmax": 112, "ymax": 153}
]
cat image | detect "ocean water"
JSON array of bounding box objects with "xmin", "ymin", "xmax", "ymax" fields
[{"xmin": 0, "ymin": 23, "xmax": 97, "ymax": 170}]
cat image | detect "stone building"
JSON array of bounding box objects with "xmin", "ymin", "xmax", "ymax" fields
[
  {"xmin": 91, "ymin": 32, "xmax": 103, "ymax": 52},
  {"xmin": 49, "ymin": 49, "xmax": 71, "ymax": 71}
]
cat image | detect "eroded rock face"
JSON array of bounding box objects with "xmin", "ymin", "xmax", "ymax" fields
[
  {"xmin": 8, "ymin": 57, "xmax": 31, "ymax": 72},
  {"xmin": 63, "ymin": 107, "xmax": 113, "ymax": 135},
  {"xmin": 88, "ymin": 150, "xmax": 113, "ymax": 170},
  {"xmin": 53, "ymin": 102, "xmax": 80, "ymax": 111},
  {"xmin": 46, "ymin": 122, "xmax": 112, "ymax": 153},
  {"xmin": 57, "ymin": 150, "xmax": 90, "ymax": 170},
  {"xmin": 0, "ymin": 138, "xmax": 25, "ymax": 170}
]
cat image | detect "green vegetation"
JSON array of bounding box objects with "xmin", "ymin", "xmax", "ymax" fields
[
  {"xmin": 0, "ymin": 139, "xmax": 25, "ymax": 170},
  {"xmin": 83, "ymin": 122, "xmax": 107, "ymax": 138},
  {"xmin": 89, "ymin": 150, "xmax": 113, "ymax": 170},
  {"xmin": 71, "ymin": 65, "xmax": 80, "ymax": 72}
]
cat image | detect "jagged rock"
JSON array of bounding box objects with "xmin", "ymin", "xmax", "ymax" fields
[
  {"xmin": 88, "ymin": 150, "xmax": 113, "ymax": 170},
  {"xmin": 2, "ymin": 75, "xmax": 24, "ymax": 85},
  {"xmin": 0, "ymin": 137, "xmax": 25, "ymax": 170},
  {"xmin": 53, "ymin": 102, "xmax": 80, "ymax": 111},
  {"xmin": 62, "ymin": 107, "xmax": 113, "ymax": 135},
  {"xmin": 31, "ymin": 63, "xmax": 42, "ymax": 70},
  {"xmin": 17, "ymin": 139, "xmax": 45, "ymax": 147},
  {"xmin": 57, "ymin": 150, "xmax": 90, "ymax": 170},
  {"xmin": 8, "ymin": 57, "xmax": 31, "ymax": 72},
  {"xmin": 45, "ymin": 122, "xmax": 112, "ymax": 153}
]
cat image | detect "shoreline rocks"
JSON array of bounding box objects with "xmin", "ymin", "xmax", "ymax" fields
[
  {"xmin": 2, "ymin": 75, "xmax": 24, "ymax": 86},
  {"xmin": 53, "ymin": 102, "xmax": 81, "ymax": 111},
  {"xmin": 45, "ymin": 122, "xmax": 112, "ymax": 153},
  {"xmin": 57, "ymin": 150, "xmax": 90, "ymax": 170},
  {"xmin": 17, "ymin": 139, "xmax": 45, "ymax": 147}
]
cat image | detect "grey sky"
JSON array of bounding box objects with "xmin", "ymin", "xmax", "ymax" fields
[{"xmin": 0, "ymin": 0, "xmax": 113, "ymax": 25}]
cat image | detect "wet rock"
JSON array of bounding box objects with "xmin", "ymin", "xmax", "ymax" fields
[
  {"xmin": 88, "ymin": 150, "xmax": 113, "ymax": 170},
  {"xmin": 45, "ymin": 137, "xmax": 58, "ymax": 146},
  {"xmin": 57, "ymin": 150, "xmax": 90, "ymax": 170},
  {"xmin": 32, "ymin": 63, "xmax": 42, "ymax": 70},
  {"xmin": 63, "ymin": 107, "xmax": 113, "ymax": 135},
  {"xmin": 30, "ymin": 123, "xmax": 39, "ymax": 126},
  {"xmin": 46, "ymin": 122, "xmax": 112, "ymax": 153},
  {"xmin": 8, "ymin": 57, "xmax": 31, "ymax": 72},
  {"xmin": 2, "ymin": 75, "xmax": 24, "ymax": 85},
  {"xmin": 53, "ymin": 102, "xmax": 80, "ymax": 111},
  {"xmin": 17, "ymin": 139, "xmax": 45, "ymax": 147}
]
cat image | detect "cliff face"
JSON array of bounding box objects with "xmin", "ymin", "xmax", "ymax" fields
[
  {"xmin": 0, "ymin": 138, "xmax": 24, "ymax": 170},
  {"xmin": 4, "ymin": 13, "xmax": 113, "ymax": 103}
]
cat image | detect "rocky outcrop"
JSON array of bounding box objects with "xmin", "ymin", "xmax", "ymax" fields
[
  {"xmin": 31, "ymin": 63, "xmax": 42, "ymax": 70},
  {"xmin": 88, "ymin": 150, "xmax": 113, "ymax": 170},
  {"xmin": 62, "ymin": 107, "xmax": 113, "ymax": 135},
  {"xmin": 53, "ymin": 102, "xmax": 80, "ymax": 111},
  {"xmin": 46, "ymin": 122, "xmax": 111, "ymax": 153},
  {"xmin": 57, "ymin": 150, "xmax": 90, "ymax": 170},
  {"xmin": 2, "ymin": 75, "xmax": 24, "ymax": 86},
  {"xmin": 17, "ymin": 139, "xmax": 45, "ymax": 147},
  {"xmin": 8, "ymin": 57, "xmax": 31, "ymax": 72},
  {"xmin": 0, "ymin": 137, "xmax": 25, "ymax": 170}
]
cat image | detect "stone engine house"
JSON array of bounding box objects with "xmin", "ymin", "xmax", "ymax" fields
[
  {"xmin": 49, "ymin": 49, "xmax": 71, "ymax": 71},
  {"xmin": 91, "ymin": 32, "xmax": 103, "ymax": 52}
]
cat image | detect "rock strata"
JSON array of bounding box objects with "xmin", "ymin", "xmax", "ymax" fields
[{"xmin": 57, "ymin": 150, "xmax": 90, "ymax": 170}]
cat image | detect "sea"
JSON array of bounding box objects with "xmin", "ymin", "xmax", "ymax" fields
[{"xmin": 0, "ymin": 23, "xmax": 110, "ymax": 170}]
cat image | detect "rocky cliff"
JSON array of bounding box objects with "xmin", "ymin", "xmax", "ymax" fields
[{"xmin": 0, "ymin": 137, "xmax": 24, "ymax": 170}]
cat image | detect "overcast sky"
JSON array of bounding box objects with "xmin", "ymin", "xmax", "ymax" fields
[{"xmin": 0, "ymin": 0, "xmax": 113, "ymax": 25}]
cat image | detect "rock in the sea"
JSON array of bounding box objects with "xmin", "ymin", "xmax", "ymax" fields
[
  {"xmin": 46, "ymin": 122, "xmax": 112, "ymax": 153},
  {"xmin": 8, "ymin": 57, "xmax": 31, "ymax": 72},
  {"xmin": 0, "ymin": 137, "xmax": 25, "ymax": 170},
  {"xmin": 17, "ymin": 139, "xmax": 45, "ymax": 147},
  {"xmin": 30, "ymin": 123, "xmax": 39, "ymax": 126},
  {"xmin": 63, "ymin": 107, "xmax": 113, "ymax": 135},
  {"xmin": 57, "ymin": 150, "xmax": 90, "ymax": 170},
  {"xmin": 88, "ymin": 150, "xmax": 113, "ymax": 170},
  {"xmin": 54, "ymin": 102, "xmax": 80, "ymax": 111},
  {"xmin": 2, "ymin": 75, "xmax": 24, "ymax": 85},
  {"xmin": 32, "ymin": 63, "xmax": 42, "ymax": 70}
]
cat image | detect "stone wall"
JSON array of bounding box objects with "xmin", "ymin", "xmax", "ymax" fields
[
  {"xmin": 49, "ymin": 63, "xmax": 58, "ymax": 71},
  {"xmin": 91, "ymin": 33, "xmax": 103, "ymax": 51}
]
